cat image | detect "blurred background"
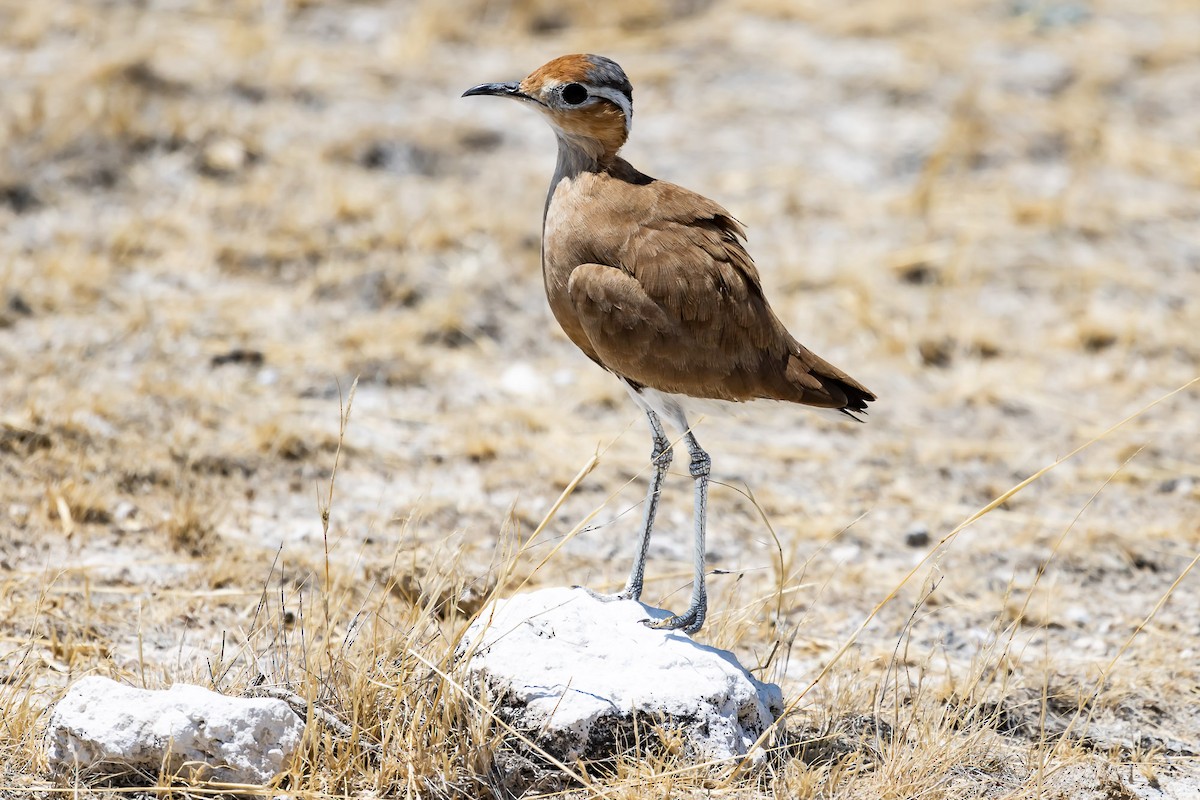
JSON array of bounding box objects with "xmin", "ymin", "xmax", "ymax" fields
[{"xmin": 1, "ymin": 0, "xmax": 1198, "ymax": 786}]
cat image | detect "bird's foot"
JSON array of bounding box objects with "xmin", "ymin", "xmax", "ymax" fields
[
  {"xmin": 575, "ymin": 585, "xmax": 641, "ymax": 604},
  {"xmin": 642, "ymin": 604, "xmax": 705, "ymax": 635}
]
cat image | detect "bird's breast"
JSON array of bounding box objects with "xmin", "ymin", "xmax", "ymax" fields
[{"xmin": 541, "ymin": 175, "xmax": 607, "ymax": 362}]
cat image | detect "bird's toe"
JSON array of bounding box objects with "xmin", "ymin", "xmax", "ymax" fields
[{"xmin": 644, "ymin": 609, "xmax": 700, "ymax": 634}]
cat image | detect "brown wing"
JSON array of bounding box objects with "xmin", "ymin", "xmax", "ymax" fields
[{"xmin": 565, "ymin": 183, "xmax": 875, "ymax": 413}]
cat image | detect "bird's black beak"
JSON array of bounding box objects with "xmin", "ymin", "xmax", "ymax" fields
[{"xmin": 462, "ymin": 81, "xmax": 529, "ymax": 100}]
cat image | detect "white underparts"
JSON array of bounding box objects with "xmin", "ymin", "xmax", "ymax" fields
[{"xmin": 620, "ymin": 381, "xmax": 741, "ymax": 435}]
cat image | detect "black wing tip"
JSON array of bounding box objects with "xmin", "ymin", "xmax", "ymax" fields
[
  {"xmin": 839, "ymin": 406, "xmax": 869, "ymax": 423},
  {"xmin": 837, "ymin": 386, "xmax": 876, "ymax": 423}
]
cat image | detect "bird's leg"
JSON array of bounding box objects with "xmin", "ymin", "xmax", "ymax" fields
[
  {"xmin": 647, "ymin": 430, "xmax": 709, "ymax": 634},
  {"xmin": 618, "ymin": 409, "xmax": 672, "ymax": 601},
  {"xmin": 582, "ymin": 409, "xmax": 671, "ymax": 603}
]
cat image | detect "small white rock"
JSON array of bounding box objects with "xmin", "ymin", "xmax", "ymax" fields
[
  {"xmin": 7, "ymin": 503, "xmax": 29, "ymax": 527},
  {"xmin": 499, "ymin": 362, "xmax": 542, "ymax": 397},
  {"xmin": 201, "ymin": 137, "xmax": 247, "ymax": 174},
  {"xmin": 459, "ymin": 587, "xmax": 784, "ymax": 763},
  {"xmin": 46, "ymin": 676, "xmax": 305, "ymax": 784}
]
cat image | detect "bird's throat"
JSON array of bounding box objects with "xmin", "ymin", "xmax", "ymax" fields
[{"xmin": 546, "ymin": 134, "xmax": 611, "ymax": 218}]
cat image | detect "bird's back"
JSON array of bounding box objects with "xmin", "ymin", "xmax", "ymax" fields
[{"xmin": 542, "ymin": 158, "xmax": 874, "ymax": 414}]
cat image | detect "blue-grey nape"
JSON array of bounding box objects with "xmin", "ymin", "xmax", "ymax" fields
[{"xmin": 584, "ymin": 55, "xmax": 633, "ymax": 103}]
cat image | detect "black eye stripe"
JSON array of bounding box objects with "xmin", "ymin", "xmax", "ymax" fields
[{"xmin": 561, "ymin": 83, "xmax": 588, "ymax": 105}]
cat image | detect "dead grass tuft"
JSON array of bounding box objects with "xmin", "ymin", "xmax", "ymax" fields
[{"xmin": 165, "ymin": 494, "xmax": 220, "ymax": 558}]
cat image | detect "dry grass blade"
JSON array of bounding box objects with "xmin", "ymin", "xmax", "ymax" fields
[{"xmin": 402, "ymin": 647, "xmax": 599, "ymax": 794}]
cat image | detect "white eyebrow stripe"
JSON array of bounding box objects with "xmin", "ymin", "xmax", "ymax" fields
[{"xmin": 590, "ymin": 86, "xmax": 633, "ymax": 132}]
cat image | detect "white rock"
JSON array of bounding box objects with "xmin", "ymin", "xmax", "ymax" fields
[
  {"xmin": 459, "ymin": 587, "xmax": 784, "ymax": 763},
  {"xmin": 201, "ymin": 137, "xmax": 247, "ymax": 174},
  {"xmin": 499, "ymin": 361, "xmax": 542, "ymax": 397},
  {"xmin": 46, "ymin": 676, "xmax": 305, "ymax": 784}
]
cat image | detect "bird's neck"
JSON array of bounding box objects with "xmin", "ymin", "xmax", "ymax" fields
[
  {"xmin": 543, "ymin": 135, "xmax": 615, "ymax": 218},
  {"xmin": 543, "ymin": 104, "xmax": 630, "ymax": 210},
  {"xmin": 554, "ymin": 133, "xmax": 618, "ymax": 177}
]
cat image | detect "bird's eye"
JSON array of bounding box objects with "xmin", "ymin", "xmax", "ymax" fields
[{"xmin": 561, "ymin": 83, "xmax": 588, "ymax": 105}]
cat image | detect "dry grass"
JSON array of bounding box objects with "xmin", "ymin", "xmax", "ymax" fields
[{"xmin": 2, "ymin": 0, "xmax": 1199, "ymax": 796}]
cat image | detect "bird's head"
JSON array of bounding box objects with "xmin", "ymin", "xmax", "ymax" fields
[{"xmin": 463, "ymin": 54, "xmax": 633, "ymax": 164}]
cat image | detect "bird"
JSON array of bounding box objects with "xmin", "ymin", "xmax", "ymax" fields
[{"xmin": 463, "ymin": 54, "xmax": 875, "ymax": 634}]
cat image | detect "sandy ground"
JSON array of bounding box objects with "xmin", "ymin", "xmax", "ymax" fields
[{"xmin": 1, "ymin": 0, "xmax": 1198, "ymax": 797}]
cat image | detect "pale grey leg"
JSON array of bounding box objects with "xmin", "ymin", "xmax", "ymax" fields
[
  {"xmin": 618, "ymin": 409, "xmax": 672, "ymax": 600},
  {"xmin": 648, "ymin": 429, "xmax": 709, "ymax": 634},
  {"xmin": 582, "ymin": 409, "xmax": 672, "ymax": 602}
]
